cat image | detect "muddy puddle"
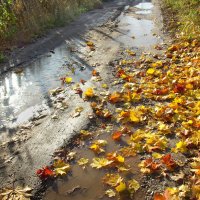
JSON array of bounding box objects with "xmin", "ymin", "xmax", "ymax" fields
[
  {"xmin": 0, "ymin": 39, "xmax": 92, "ymax": 129},
  {"xmin": 116, "ymin": 1, "xmax": 162, "ymax": 48},
  {"xmin": 43, "ymin": 128, "xmax": 145, "ymax": 200}
]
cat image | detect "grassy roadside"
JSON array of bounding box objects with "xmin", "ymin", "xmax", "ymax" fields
[
  {"xmin": 162, "ymin": 0, "xmax": 200, "ymax": 40},
  {"xmin": 0, "ymin": 0, "xmax": 102, "ymax": 51}
]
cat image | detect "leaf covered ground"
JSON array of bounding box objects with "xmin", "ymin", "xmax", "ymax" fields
[{"xmin": 1, "ymin": 14, "xmax": 200, "ymax": 200}]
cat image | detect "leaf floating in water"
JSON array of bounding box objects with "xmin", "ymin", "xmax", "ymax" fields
[{"xmin": 0, "ymin": 186, "xmax": 32, "ymax": 200}]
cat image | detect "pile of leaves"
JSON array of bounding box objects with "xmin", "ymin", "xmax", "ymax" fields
[
  {"xmin": 45, "ymin": 39, "xmax": 200, "ymax": 199},
  {"xmin": 81, "ymin": 39, "xmax": 199, "ymax": 199},
  {"xmin": 2, "ymin": 39, "xmax": 199, "ymax": 199}
]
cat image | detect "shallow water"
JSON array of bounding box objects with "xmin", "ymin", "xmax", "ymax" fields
[
  {"xmin": 135, "ymin": 10, "xmax": 152, "ymax": 15},
  {"xmin": 116, "ymin": 16, "xmax": 160, "ymax": 48},
  {"xmin": 43, "ymin": 131, "xmax": 144, "ymax": 200},
  {"xmin": 116, "ymin": 1, "xmax": 161, "ymax": 48},
  {"xmin": 0, "ymin": 0, "xmax": 162, "ymax": 130},
  {"xmin": 0, "ymin": 40, "xmax": 92, "ymax": 128},
  {"xmin": 135, "ymin": 2, "xmax": 154, "ymax": 10}
]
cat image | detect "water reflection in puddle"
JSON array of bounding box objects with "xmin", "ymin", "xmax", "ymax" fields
[
  {"xmin": 116, "ymin": 16, "xmax": 161, "ymax": 48},
  {"xmin": 0, "ymin": 40, "xmax": 92, "ymax": 128},
  {"xmin": 135, "ymin": 10, "xmax": 152, "ymax": 15},
  {"xmin": 135, "ymin": 2, "xmax": 154, "ymax": 10}
]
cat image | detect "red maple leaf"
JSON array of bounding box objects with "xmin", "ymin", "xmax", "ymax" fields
[{"xmin": 36, "ymin": 166, "xmax": 54, "ymax": 180}]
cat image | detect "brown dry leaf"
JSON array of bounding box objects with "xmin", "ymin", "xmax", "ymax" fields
[
  {"xmin": 0, "ymin": 186, "xmax": 32, "ymax": 200},
  {"xmin": 109, "ymin": 92, "xmax": 121, "ymax": 104}
]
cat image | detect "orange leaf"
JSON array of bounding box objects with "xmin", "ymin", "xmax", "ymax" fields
[
  {"xmin": 153, "ymin": 88, "xmax": 169, "ymax": 95},
  {"xmin": 162, "ymin": 154, "xmax": 176, "ymax": 170},
  {"xmin": 92, "ymin": 70, "xmax": 99, "ymax": 76},
  {"xmin": 109, "ymin": 92, "xmax": 121, "ymax": 104},
  {"xmin": 154, "ymin": 193, "xmax": 166, "ymax": 200},
  {"xmin": 112, "ymin": 131, "xmax": 122, "ymax": 141},
  {"xmin": 117, "ymin": 69, "xmax": 126, "ymax": 77}
]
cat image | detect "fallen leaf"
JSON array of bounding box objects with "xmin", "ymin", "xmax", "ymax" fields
[
  {"xmin": 53, "ymin": 160, "xmax": 70, "ymax": 176},
  {"xmin": 130, "ymin": 109, "xmax": 140, "ymax": 123},
  {"xmin": 103, "ymin": 173, "xmax": 123, "ymax": 187},
  {"xmin": 112, "ymin": 131, "xmax": 122, "ymax": 141},
  {"xmin": 77, "ymin": 158, "xmax": 89, "ymax": 168},
  {"xmin": 109, "ymin": 92, "xmax": 121, "ymax": 104},
  {"xmin": 147, "ymin": 68, "xmax": 155, "ymax": 75},
  {"xmin": 92, "ymin": 70, "xmax": 99, "ymax": 76},
  {"xmin": 36, "ymin": 166, "xmax": 54, "ymax": 180},
  {"xmin": 90, "ymin": 158, "xmax": 113, "ymax": 169},
  {"xmin": 128, "ymin": 179, "xmax": 140, "ymax": 193},
  {"xmin": 80, "ymin": 79, "xmax": 86, "ymax": 85},
  {"xmin": 86, "ymin": 41, "xmax": 94, "ymax": 47},
  {"xmin": 89, "ymin": 140, "xmax": 107, "ymax": 154},
  {"xmin": 65, "ymin": 77, "xmax": 72, "ymax": 84},
  {"xmin": 105, "ymin": 189, "xmax": 116, "ymax": 198},
  {"xmin": 115, "ymin": 182, "xmax": 127, "ymax": 193},
  {"xmin": 161, "ymin": 154, "xmax": 177, "ymax": 171},
  {"xmin": 154, "ymin": 193, "xmax": 166, "ymax": 200},
  {"xmin": 0, "ymin": 186, "xmax": 32, "ymax": 200},
  {"xmin": 84, "ymin": 88, "xmax": 95, "ymax": 98}
]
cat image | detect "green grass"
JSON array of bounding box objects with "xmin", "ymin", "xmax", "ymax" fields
[
  {"xmin": 0, "ymin": 0, "xmax": 102, "ymax": 50},
  {"xmin": 0, "ymin": 53, "xmax": 5, "ymax": 63},
  {"xmin": 164, "ymin": 0, "xmax": 200, "ymax": 40}
]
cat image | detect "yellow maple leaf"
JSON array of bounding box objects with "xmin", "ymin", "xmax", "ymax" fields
[
  {"xmin": 84, "ymin": 88, "xmax": 94, "ymax": 98},
  {"xmin": 147, "ymin": 68, "xmax": 155, "ymax": 75},
  {"xmin": 89, "ymin": 143, "xmax": 105, "ymax": 154},
  {"xmin": 89, "ymin": 140, "xmax": 107, "ymax": 154},
  {"xmin": 173, "ymin": 140, "xmax": 188, "ymax": 153},
  {"xmin": 128, "ymin": 179, "xmax": 140, "ymax": 193},
  {"xmin": 115, "ymin": 182, "xmax": 127, "ymax": 193},
  {"xmin": 129, "ymin": 109, "xmax": 140, "ymax": 123},
  {"xmin": 77, "ymin": 158, "xmax": 89, "ymax": 168},
  {"xmin": 152, "ymin": 152, "xmax": 163, "ymax": 159},
  {"xmin": 103, "ymin": 174, "xmax": 123, "ymax": 187},
  {"xmin": 90, "ymin": 158, "xmax": 113, "ymax": 169},
  {"xmin": 53, "ymin": 160, "xmax": 70, "ymax": 176},
  {"xmin": 65, "ymin": 77, "xmax": 72, "ymax": 84},
  {"xmin": 152, "ymin": 61, "xmax": 163, "ymax": 68}
]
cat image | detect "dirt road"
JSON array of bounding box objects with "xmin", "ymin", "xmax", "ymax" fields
[{"xmin": 0, "ymin": 0, "xmax": 168, "ymax": 198}]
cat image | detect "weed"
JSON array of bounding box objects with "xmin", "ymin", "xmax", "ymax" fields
[
  {"xmin": 0, "ymin": 0, "xmax": 102, "ymax": 48},
  {"xmin": 0, "ymin": 53, "xmax": 5, "ymax": 63},
  {"xmin": 164, "ymin": 0, "xmax": 200, "ymax": 39}
]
